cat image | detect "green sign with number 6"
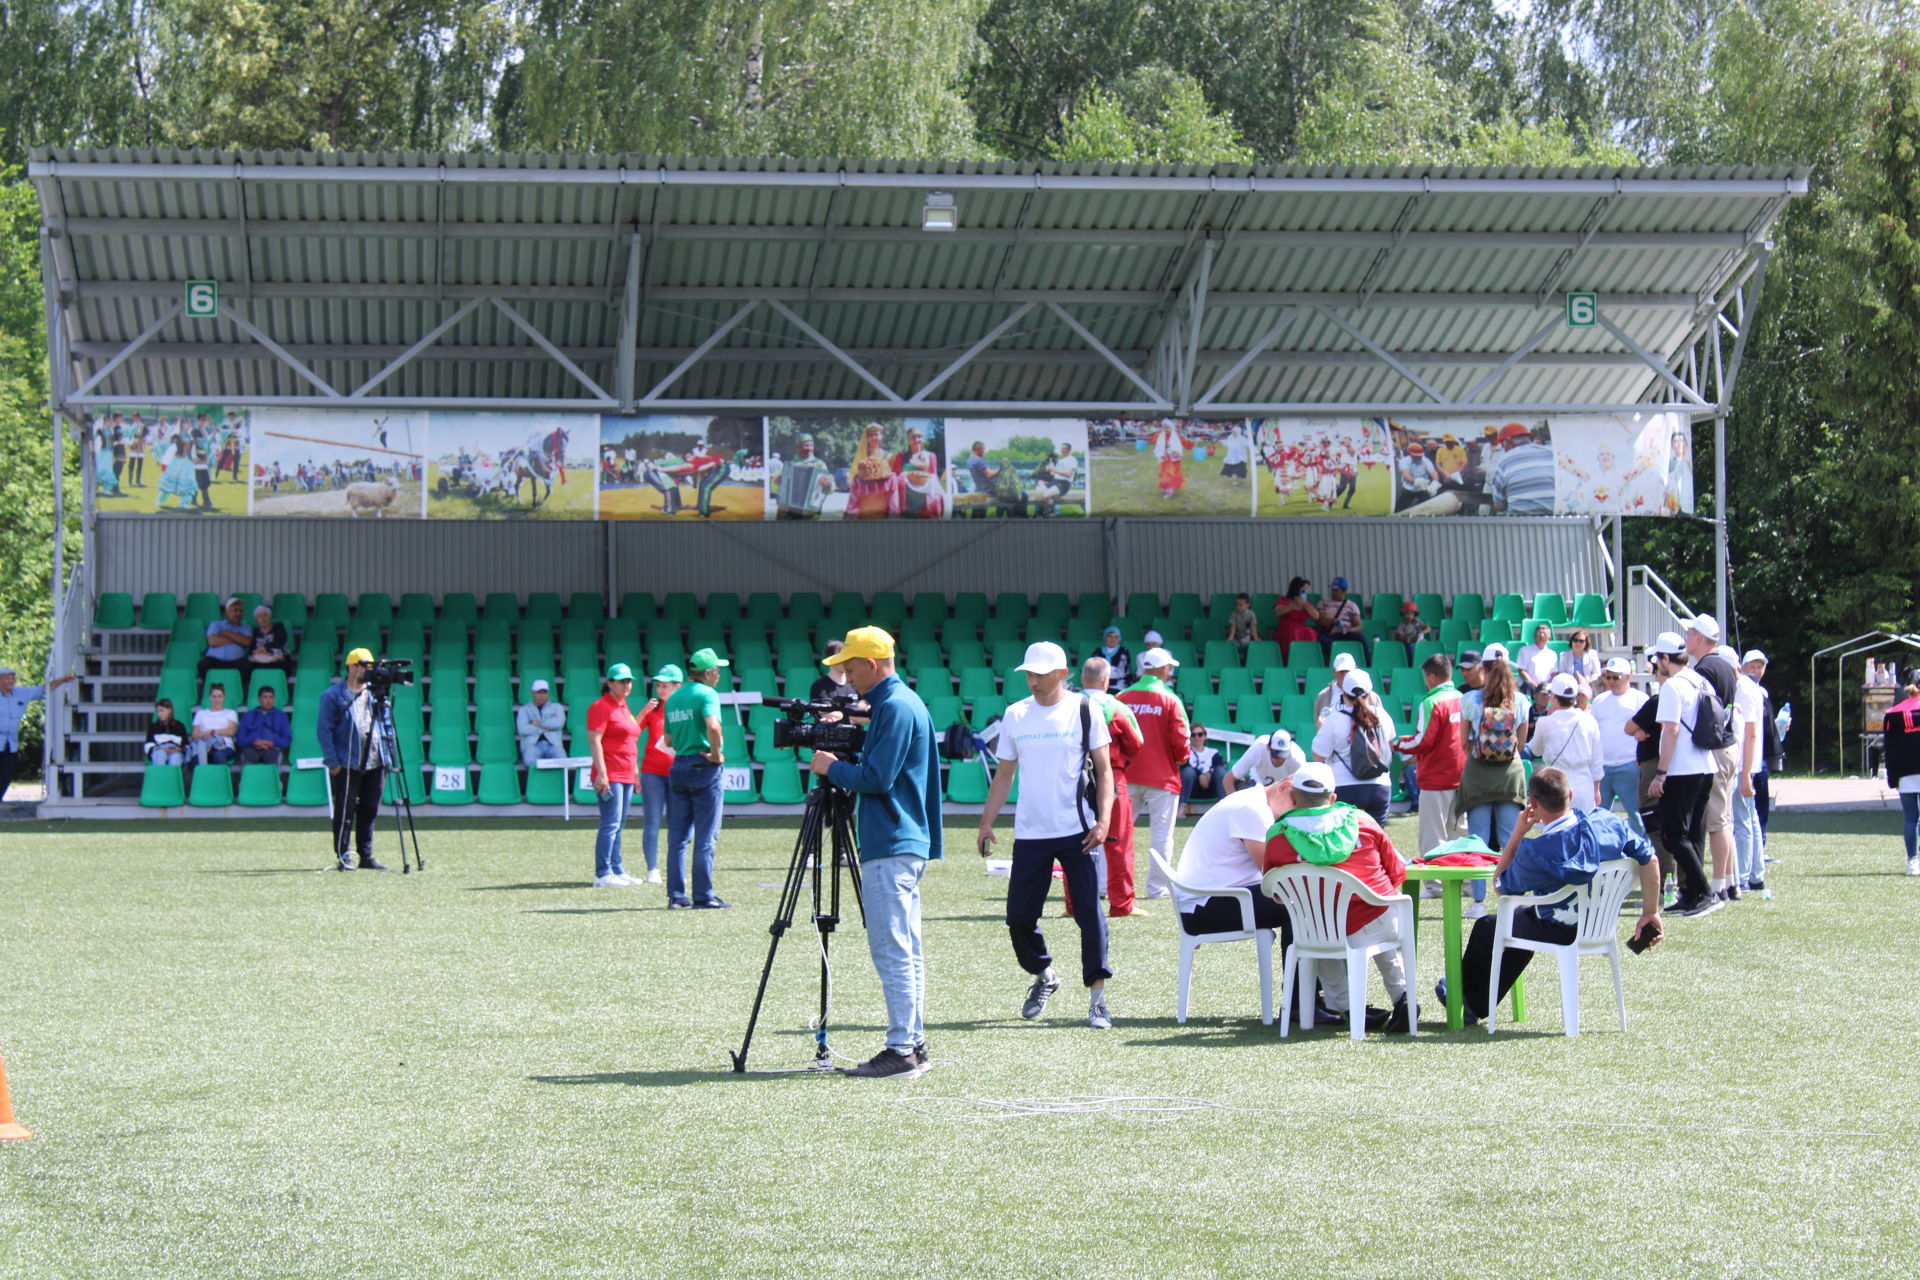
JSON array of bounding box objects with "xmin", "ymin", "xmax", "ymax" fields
[
  {"xmin": 185, "ymin": 280, "xmax": 218, "ymax": 318},
  {"xmin": 1565, "ymin": 291, "xmax": 1597, "ymax": 327}
]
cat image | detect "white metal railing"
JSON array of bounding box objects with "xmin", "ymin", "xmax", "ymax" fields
[
  {"xmin": 42, "ymin": 557, "xmax": 90, "ymax": 797},
  {"xmin": 1626, "ymin": 564, "xmax": 1694, "ymax": 652}
]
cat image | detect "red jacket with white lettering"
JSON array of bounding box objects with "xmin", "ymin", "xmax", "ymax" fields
[
  {"xmin": 1399, "ymin": 682, "xmax": 1466, "ymax": 791},
  {"xmin": 1117, "ymin": 675, "xmax": 1190, "ymax": 792}
]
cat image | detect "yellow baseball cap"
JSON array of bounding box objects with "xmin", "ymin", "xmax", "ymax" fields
[
  {"xmin": 822, "ymin": 626, "xmax": 896, "ymax": 665},
  {"xmin": 345, "ymin": 647, "xmax": 375, "ymax": 666}
]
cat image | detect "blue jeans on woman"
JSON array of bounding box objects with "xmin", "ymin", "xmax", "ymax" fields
[
  {"xmin": 666, "ymin": 756, "xmax": 724, "ymax": 904},
  {"xmin": 639, "ymin": 772, "xmax": 668, "ymax": 873},
  {"xmin": 1903, "ymin": 791, "xmax": 1918, "ymax": 862},
  {"xmin": 1464, "ymin": 801, "xmax": 1523, "ymax": 903},
  {"xmin": 595, "ymin": 781, "xmax": 632, "ymax": 879}
]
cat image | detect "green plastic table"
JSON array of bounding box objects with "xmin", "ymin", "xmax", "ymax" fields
[{"xmin": 1402, "ymin": 863, "xmax": 1525, "ymax": 1030}]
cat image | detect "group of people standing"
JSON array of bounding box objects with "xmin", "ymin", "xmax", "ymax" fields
[{"xmin": 90, "ymin": 409, "xmax": 245, "ymax": 511}]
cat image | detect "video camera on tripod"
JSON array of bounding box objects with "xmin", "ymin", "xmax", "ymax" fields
[
  {"xmin": 363, "ymin": 657, "xmax": 415, "ymax": 694},
  {"xmin": 766, "ymin": 695, "xmax": 866, "ymax": 758}
]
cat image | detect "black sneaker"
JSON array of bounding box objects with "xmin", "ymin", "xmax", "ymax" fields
[
  {"xmin": 843, "ymin": 1048, "xmax": 926, "ymax": 1079},
  {"xmin": 336, "ymin": 856, "xmax": 353, "ymax": 872},
  {"xmin": 1674, "ymin": 895, "xmax": 1723, "ymax": 918},
  {"xmin": 1748, "ymin": 878, "xmax": 1766, "ymax": 894},
  {"xmin": 1021, "ymin": 969, "xmax": 1061, "ymax": 1019},
  {"xmin": 357, "ymin": 856, "xmax": 389, "ymax": 871},
  {"xmin": 667, "ymin": 896, "xmax": 693, "ymax": 909},
  {"xmin": 912, "ymin": 1043, "xmax": 929, "ymax": 1066},
  {"xmin": 1384, "ymin": 996, "xmax": 1412, "ymax": 1034},
  {"xmin": 693, "ymin": 897, "xmax": 732, "ymax": 910},
  {"xmin": 1434, "ymin": 980, "xmax": 1480, "ymax": 1027},
  {"xmin": 1725, "ymin": 883, "xmax": 1742, "ymax": 902}
]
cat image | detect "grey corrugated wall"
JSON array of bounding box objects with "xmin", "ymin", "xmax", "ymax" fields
[{"xmin": 98, "ymin": 515, "xmax": 1602, "ymax": 604}]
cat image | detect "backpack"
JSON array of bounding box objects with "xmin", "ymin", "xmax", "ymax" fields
[
  {"xmin": 1075, "ymin": 695, "xmax": 1102, "ymax": 826},
  {"xmin": 1341, "ymin": 711, "xmax": 1390, "ymax": 780},
  {"xmin": 1473, "ymin": 700, "xmax": 1519, "ymax": 763},
  {"xmin": 1688, "ymin": 671, "xmax": 1737, "ymax": 750}
]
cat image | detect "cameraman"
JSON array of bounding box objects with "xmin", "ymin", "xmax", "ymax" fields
[
  {"xmin": 808, "ymin": 627, "xmax": 943, "ymax": 1080},
  {"xmin": 317, "ymin": 646, "xmax": 391, "ymax": 872}
]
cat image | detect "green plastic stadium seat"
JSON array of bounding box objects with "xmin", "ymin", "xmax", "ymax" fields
[
  {"xmin": 94, "ymin": 593, "xmax": 135, "ymax": 629},
  {"xmin": 989, "ymin": 639, "xmax": 1027, "ymax": 672},
  {"xmin": 200, "ymin": 668, "xmax": 244, "ymax": 707},
  {"xmin": 994, "ymin": 593, "xmax": 1031, "ymax": 627},
  {"xmin": 1190, "ymin": 695, "xmax": 1233, "ymax": 727},
  {"xmin": 945, "ymin": 760, "xmax": 990, "ymax": 803},
  {"xmin": 951, "ymin": 593, "xmax": 991, "ymax": 627},
  {"xmin": 957, "ymin": 668, "xmax": 999, "ymax": 704},
  {"xmin": 923, "ymin": 695, "xmax": 966, "ymax": 730},
  {"xmin": 524, "ymin": 765, "xmax": 568, "ymax": 805},
  {"xmin": 1217, "ymin": 667, "xmax": 1258, "ymax": 707},
  {"xmin": 1368, "ymin": 593, "xmax": 1404, "ymax": 623},
  {"xmin": 914, "ymin": 666, "xmax": 954, "ymax": 697},
  {"xmin": 660, "ymin": 593, "xmax": 700, "ymax": 627},
  {"xmin": 183, "ymin": 592, "xmax": 223, "ymax": 623},
  {"xmin": 573, "ymin": 767, "xmax": 598, "ymax": 807},
  {"xmin": 246, "ymin": 668, "xmax": 290, "ymax": 709},
  {"xmin": 1451, "ymin": 593, "xmax": 1486, "ymax": 624},
  {"xmin": 140, "ymin": 764, "xmax": 187, "ymax": 807},
  {"xmin": 617, "ymin": 591, "xmax": 657, "ymax": 624},
  {"xmin": 1531, "ymin": 594, "xmax": 1569, "ymax": 626},
  {"xmin": 759, "ymin": 763, "xmax": 807, "ymax": 804},
  {"xmin": 1203, "ymin": 641, "xmax": 1241, "ymax": 670},
  {"xmin": 1285, "ymin": 641, "xmax": 1322, "ymax": 668},
  {"xmin": 483, "ymin": 592, "xmax": 521, "ymax": 624},
  {"xmin": 438, "ymin": 592, "xmax": 478, "ymax": 626},
  {"xmin": 1236, "ymin": 640, "xmax": 1276, "ymax": 672},
  {"xmin": 429, "ymin": 702, "xmax": 472, "ymax": 766},
  {"xmin": 1478, "ymin": 620, "xmax": 1515, "ymax": 644},
  {"xmin": 187, "ymin": 763, "xmax": 235, "ymax": 807},
  {"xmin": 394, "ymin": 592, "xmax": 434, "ymax": 626},
  {"xmin": 524, "ymin": 593, "xmax": 564, "ymax": 628},
  {"xmin": 910, "ymin": 592, "xmax": 946, "ymax": 623},
  {"xmin": 476, "ymin": 764, "xmax": 522, "ymax": 805},
  {"xmin": 473, "ymin": 710, "xmax": 517, "ymax": 764},
  {"xmin": 138, "ymin": 592, "xmax": 179, "ymax": 630},
  {"xmin": 1034, "ymin": 592, "xmax": 1072, "ymax": 624},
  {"xmin": 431, "ymin": 766, "xmax": 475, "ymax": 805},
  {"xmin": 1329, "ymin": 640, "xmax": 1366, "ymax": 666},
  {"xmin": 969, "ymin": 695, "xmax": 1007, "ymax": 727},
  {"xmin": 1124, "ymin": 592, "xmax": 1160, "ymax": 624},
  {"xmin": 235, "ymin": 763, "xmax": 282, "ymax": 807},
  {"xmin": 567, "ymin": 592, "xmax": 608, "ymax": 625},
  {"xmin": 1412, "ymin": 640, "xmax": 1445, "ymax": 667},
  {"xmin": 1173, "ymin": 664, "xmax": 1210, "ymax": 699},
  {"xmin": 781, "ymin": 666, "xmax": 818, "ymax": 698},
  {"xmin": 1413, "ymin": 593, "xmax": 1445, "ymax": 626},
  {"xmin": 284, "ymin": 765, "xmax": 329, "ymax": 806},
  {"xmin": 1490, "ymin": 593, "xmax": 1527, "ymax": 625},
  {"xmin": 1570, "ymin": 593, "xmax": 1615, "ymax": 630},
  {"xmin": 355, "ymin": 593, "xmax": 394, "ymax": 630}
]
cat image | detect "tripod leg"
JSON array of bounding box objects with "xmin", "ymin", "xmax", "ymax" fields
[{"xmin": 731, "ymin": 793, "xmax": 828, "ymax": 1072}]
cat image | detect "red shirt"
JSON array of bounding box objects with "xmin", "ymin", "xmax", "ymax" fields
[
  {"xmin": 1117, "ymin": 677, "xmax": 1190, "ymax": 792},
  {"xmin": 1261, "ymin": 810, "xmax": 1406, "ymax": 933},
  {"xmin": 635, "ymin": 699, "xmax": 674, "ymax": 777},
  {"xmin": 1400, "ymin": 687, "xmax": 1466, "ymax": 791},
  {"xmin": 587, "ymin": 693, "xmax": 640, "ymax": 784}
]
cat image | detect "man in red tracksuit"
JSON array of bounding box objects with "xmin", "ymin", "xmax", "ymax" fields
[
  {"xmin": 1066, "ymin": 655, "xmax": 1146, "ymax": 917},
  {"xmin": 1118, "ymin": 646, "xmax": 1190, "ymax": 900},
  {"xmin": 1394, "ymin": 652, "xmax": 1467, "ymax": 858}
]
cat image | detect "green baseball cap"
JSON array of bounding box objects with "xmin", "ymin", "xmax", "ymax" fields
[
  {"xmin": 652, "ymin": 664, "xmax": 685, "ymax": 682},
  {"xmin": 688, "ymin": 647, "xmax": 730, "ymax": 672},
  {"xmin": 605, "ymin": 663, "xmax": 635, "ymax": 681}
]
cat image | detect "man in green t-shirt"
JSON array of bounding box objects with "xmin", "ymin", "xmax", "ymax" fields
[{"xmin": 663, "ymin": 646, "xmax": 730, "ymax": 908}]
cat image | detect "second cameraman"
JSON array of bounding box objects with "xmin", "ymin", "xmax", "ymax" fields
[{"xmin": 807, "ymin": 627, "xmax": 943, "ymax": 1079}]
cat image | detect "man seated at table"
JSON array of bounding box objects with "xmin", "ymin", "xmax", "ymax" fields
[
  {"xmin": 1173, "ymin": 768, "xmax": 1296, "ymax": 953},
  {"xmin": 1450, "ymin": 766, "xmax": 1665, "ymax": 1025},
  {"xmin": 1259, "ymin": 762, "xmax": 1411, "ymax": 1032}
]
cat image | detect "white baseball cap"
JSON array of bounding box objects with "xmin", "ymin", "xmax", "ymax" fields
[
  {"xmin": 1290, "ymin": 762, "xmax": 1336, "ymax": 796},
  {"xmin": 530, "ymin": 678, "xmax": 551, "ymax": 692},
  {"xmin": 1603, "ymin": 657, "xmax": 1633, "ymax": 675},
  {"xmin": 1481, "ymin": 642, "xmax": 1510, "ymax": 663},
  {"xmin": 1142, "ymin": 629, "xmax": 1164, "ymax": 646},
  {"xmin": 1266, "ymin": 728, "xmax": 1297, "ymax": 755},
  {"xmin": 1742, "ymin": 649, "xmax": 1768, "ymax": 666},
  {"xmin": 1650, "ymin": 631, "xmax": 1688, "ymax": 656},
  {"xmin": 1687, "ymin": 614, "xmax": 1722, "ymax": 642},
  {"xmin": 1331, "ymin": 653, "xmax": 1357, "ymax": 673},
  {"xmin": 1715, "ymin": 644, "xmax": 1738, "ymax": 662},
  {"xmin": 1138, "ymin": 646, "xmax": 1179, "ymax": 671},
  {"xmin": 1548, "ymin": 672, "xmax": 1579, "ymax": 698},
  {"xmin": 1343, "ymin": 668, "xmax": 1375, "ymax": 697},
  {"xmin": 1015, "ymin": 641, "xmax": 1069, "ymax": 674}
]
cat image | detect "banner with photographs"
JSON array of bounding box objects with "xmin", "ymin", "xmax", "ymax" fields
[
  {"xmin": 1088, "ymin": 418, "xmax": 1251, "ymax": 516},
  {"xmin": 1552, "ymin": 413, "xmax": 1694, "ymax": 516},
  {"xmin": 1381, "ymin": 413, "xmax": 1691, "ymax": 517},
  {"xmin": 84, "ymin": 405, "xmax": 252, "ymax": 515},
  {"xmin": 251, "ymin": 408, "xmax": 427, "ymax": 518},
  {"xmin": 948, "ymin": 419, "xmax": 1088, "ymax": 518},
  {"xmin": 1252, "ymin": 418, "xmax": 1394, "ymax": 516},
  {"xmin": 599, "ymin": 414, "xmax": 766, "ymax": 521},
  {"xmin": 766, "ymin": 416, "xmax": 946, "ymax": 520},
  {"xmin": 429, "ymin": 412, "xmax": 597, "ymax": 520}
]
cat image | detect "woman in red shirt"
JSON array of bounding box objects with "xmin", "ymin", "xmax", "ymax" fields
[
  {"xmin": 634, "ymin": 663, "xmax": 683, "ymax": 885},
  {"xmin": 587, "ymin": 663, "xmax": 641, "ymax": 887}
]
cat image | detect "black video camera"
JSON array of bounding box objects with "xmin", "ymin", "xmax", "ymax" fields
[
  {"xmin": 768, "ymin": 696, "xmax": 866, "ymax": 758},
  {"xmin": 365, "ymin": 657, "xmax": 415, "ymax": 692}
]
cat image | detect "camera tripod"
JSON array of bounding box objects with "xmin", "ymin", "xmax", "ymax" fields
[
  {"xmin": 331, "ymin": 681, "xmax": 424, "ymax": 875},
  {"xmin": 730, "ymin": 777, "xmax": 865, "ymax": 1073}
]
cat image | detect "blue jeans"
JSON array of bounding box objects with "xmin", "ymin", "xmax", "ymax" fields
[
  {"xmin": 1902, "ymin": 792, "xmax": 1918, "ymax": 862},
  {"xmin": 1465, "ymin": 801, "xmax": 1523, "ymax": 903},
  {"xmin": 1179, "ymin": 764, "xmax": 1224, "ymax": 805},
  {"xmin": 1731, "ymin": 786, "xmax": 1765, "ymax": 885},
  {"xmin": 860, "ymin": 855, "xmax": 928, "ymax": 1055},
  {"xmin": 521, "ymin": 736, "xmax": 564, "ymax": 767},
  {"xmin": 639, "ymin": 772, "xmax": 668, "ymax": 873},
  {"xmin": 1598, "ymin": 762, "xmax": 1647, "ymax": 838},
  {"xmin": 594, "ymin": 781, "xmax": 632, "ymax": 879},
  {"xmin": 666, "ymin": 756, "xmax": 723, "ymax": 902}
]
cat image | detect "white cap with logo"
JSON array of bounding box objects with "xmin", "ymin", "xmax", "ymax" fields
[
  {"xmin": 1548, "ymin": 672, "xmax": 1579, "ymax": 698},
  {"xmin": 1290, "ymin": 762, "xmax": 1336, "ymax": 797},
  {"xmin": 1015, "ymin": 641, "xmax": 1070, "ymax": 674},
  {"xmin": 1687, "ymin": 614, "xmax": 1722, "ymax": 642},
  {"xmin": 1650, "ymin": 631, "xmax": 1688, "ymax": 656},
  {"xmin": 1137, "ymin": 646, "xmax": 1179, "ymax": 671},
  {"xmin": 1742, "ymin": 649, "xmax": 1768, "ymax": 666},
  {"xmin": 1331, "ymin": 653, "xmax": 1357, "ymax": 673}
]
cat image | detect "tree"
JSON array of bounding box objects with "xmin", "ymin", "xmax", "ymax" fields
[{"xmin": 1052, "ymin": 66, "xmax": 1253, "ymax": 164}]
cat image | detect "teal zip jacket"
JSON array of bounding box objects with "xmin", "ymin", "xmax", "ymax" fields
[{"xmin": 825, "ymin": 674, "xmax": 944, "ymax": 862}]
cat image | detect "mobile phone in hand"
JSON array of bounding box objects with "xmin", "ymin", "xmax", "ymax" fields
[{"xmin": 1626, "ymin": 921, "xmax": 1660, "ymax": 954}]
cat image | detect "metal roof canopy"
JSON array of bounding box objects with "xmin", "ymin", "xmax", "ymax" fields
[{"xmin": 28, "ymin": 148, "xmax": 1805, "ymax": 419}]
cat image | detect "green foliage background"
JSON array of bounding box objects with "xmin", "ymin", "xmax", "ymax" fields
[{"xmin": 1, "ymin": 0, "xmax": 1918, "ymax": 767}]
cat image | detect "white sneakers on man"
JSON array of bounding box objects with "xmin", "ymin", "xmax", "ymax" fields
[
  {"xmin": 645, "ymin": 868, "xmax": 663, "ymax": 884},
  {"xmin": 1907, "ymin": 857, "xmax": 1919, "ymax": 877},
  {"xmin": 593, "ymin": 874, "xmax": 635, "ymax": 888}
]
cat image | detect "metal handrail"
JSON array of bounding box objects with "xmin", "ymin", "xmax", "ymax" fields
[
  {"xmin": 41, "ymin": 558, "xmax": 88, "ymax": 797},
  {"xmin": 1626, "ymin": 564, "xmax": 1695, "ymax": 651}
]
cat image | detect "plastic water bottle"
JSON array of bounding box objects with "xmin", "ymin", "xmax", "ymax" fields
[{"xmin": 1776, "ymin": 701, "xmax": 1792, "ymax": 740}]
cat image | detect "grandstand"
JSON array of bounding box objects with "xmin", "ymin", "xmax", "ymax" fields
[{"xmin": 26, "ymin": 150, "xmax": 1797, "ymax": 815}]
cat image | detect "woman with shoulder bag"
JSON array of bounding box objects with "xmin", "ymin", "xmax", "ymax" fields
[
  {"xmin": 1455, "ymin": 644, "xmax": 1532, "ymax": 918},
  {"xmin": 1311, "ymin": 668, "xmax": 1396, "ymax": 823}
]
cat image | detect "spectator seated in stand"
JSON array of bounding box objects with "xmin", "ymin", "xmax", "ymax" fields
[
  {"xmin": 1516, "ymin": 621, "xmax": 1558, "ymax": 692},
  {"xmin": 247, "ymin": 605, "xmax": 291, "ymax": 680},
  {"xmin": 189, "ymin": 684, "xmax": 239, "ymax": 766},
  {"xmin": 516, "ymin": 678, "xmax": 568, "ymax": 766},
  {"xmin": 1093, "ymin": 626, "xmax": 1133, "ymax": 685},
  {"xmin": 1225, "ymin": 593, "xmax": 1260, "ymax": 663},
  {"xmin": 1179, "ymin": 723, "xmax": 1226, "ymax": 814},
  {"xmin": 144, "ymin": 698, "xmax": 188, "ymax": 766},
  {"xmin": 1391, "ymin": 599, "xmax": 1433, "ymax": 664},
  {"xmin": 1315, "ymin": 577, "xmax": 1364, "ymax": 656},
  {"xmin": 236, "ymin": 684, "xmax": 291, "ymax": 766},
  {"xmin": 197, "ymin": 596, "xmax": 254, "ymax": 680}
]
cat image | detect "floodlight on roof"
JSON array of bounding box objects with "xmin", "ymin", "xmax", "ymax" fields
[{"xmin": 922, "ymin": 191, "xmax": 957, "ymax": 232}]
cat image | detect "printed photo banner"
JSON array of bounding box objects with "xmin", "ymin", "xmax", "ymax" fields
[{"xmin": 82, "ymin": 408, "xmax": 1694, "ymax": 519}]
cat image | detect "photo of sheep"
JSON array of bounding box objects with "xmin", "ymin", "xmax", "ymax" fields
[{"xmin": 248, "ymin": 408, "xmax": 427, "ymax": 518}]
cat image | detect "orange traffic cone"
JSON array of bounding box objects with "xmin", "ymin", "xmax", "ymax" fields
[{"xmin": 0, "ymin": 1044, "xmax": 31, "ymax": 1139}]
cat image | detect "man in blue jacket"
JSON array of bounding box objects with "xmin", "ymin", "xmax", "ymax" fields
[
  {"xmin": 1453, "ymin": 766, "xmax": 1664, "ymax": 1023},
  {"xmin": 237, "ymin": 683, "xmax": 292, "ymax": 766},
  {"xmin": 809, "ymin": 626, "xmax": 943, "ymax": 1079},
  {"xmin": 317, "ymin": 647, "xmax": 393, "ymax": 872}
]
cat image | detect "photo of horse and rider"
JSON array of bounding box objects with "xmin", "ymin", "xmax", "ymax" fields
[
  {"xmin": 426, "ymin": 411, "xmax": 596, "ymax": 520},
  {"xmin": 597, "ymin": 414, "xmax": 766, "ymax": 521},
  {"xmin": 249, "ymin": 408, "xmax": 426, "ymax": 518}
]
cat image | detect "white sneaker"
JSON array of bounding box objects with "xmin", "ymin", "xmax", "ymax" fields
[
  {"xmin": 592, "ymin": 874, "xmax": 628, "ymax": 888},
  {"xmin": 1462, "ymin": 901, "xmax": 1486, "ymax": 921},
  {"xmin": 1421, "ymin": 881, "xmax": 1444, "ymax": 899},
  {"xmin": 645, "ymin": 868, "xmax": 662, "ymax": 884},
  {"xmin": 1907, "ymin": 858, "xmax": 1919, "ymax": 877}
]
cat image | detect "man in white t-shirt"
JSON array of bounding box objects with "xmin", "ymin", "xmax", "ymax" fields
[
  {"xmin": 1647, "ymin": 632, "xmax": 1717, "ymax": 916},
  {"xmin": 978, "ymin": 641, "xmax": 1117, "ymax": 1029},
  {"xmin": 1589, "ymin": 656, "xmax": 1649, "ymax": 837},
  {"xmin": 189, "ymin": 683, "xmax": 239, "ymax": 767},
  {"xmin": 1173, "ymin": 775, "xmax": 1295, "ymax": 953},
  {"xmin": 1224, "ymin": 727, "xmax": 1306, "ymax": 793},
  {"xmin": 1729, "ymin": 647, "xmax": 1769, "ymax": 895}
]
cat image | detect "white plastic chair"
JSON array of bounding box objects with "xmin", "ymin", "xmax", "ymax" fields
[
  {"xmin": 1487, "ymin": 857, "xmax": 1638, "ymax": 1037},
  {"xmin": 1261, "ymin": 864, "xmax": 1416, "ymax": 1041},
  {"xmin": 1151, "ymin": 850, "xmax": 1274, "ymax": 1025}
]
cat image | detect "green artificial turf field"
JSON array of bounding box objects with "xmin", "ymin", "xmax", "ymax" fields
[{"xmin": 1, "ymin": 811, "xmax": 1915, "ymax": 1278}]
